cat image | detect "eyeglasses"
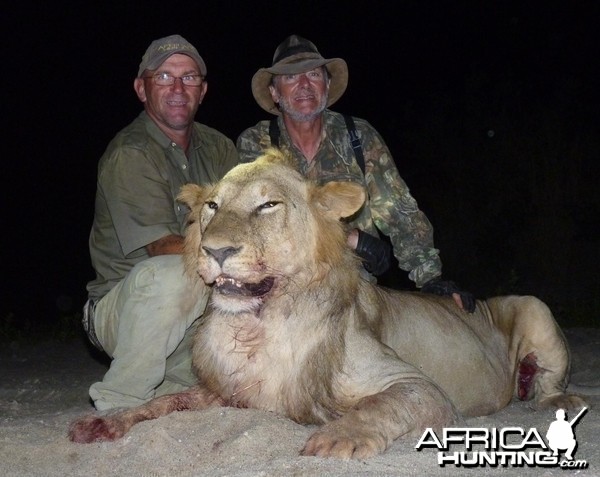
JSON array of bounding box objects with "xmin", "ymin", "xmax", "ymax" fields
[{"xmin": 145, "ymin": 72, "xmax": 205, "ymax": 86}]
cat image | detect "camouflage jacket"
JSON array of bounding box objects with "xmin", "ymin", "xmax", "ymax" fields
[{"xmin": 236, "ymin": 109, "xmax": 442, "ymax": 287}]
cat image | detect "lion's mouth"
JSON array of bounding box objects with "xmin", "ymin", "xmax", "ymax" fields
[{"xmin": 214, "ymin": 275, "xmax": 275, "ymax": 297}]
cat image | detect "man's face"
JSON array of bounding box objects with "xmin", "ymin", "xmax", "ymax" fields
[
  {"xmin": 269, "ymin": 67, "xmax": 330, "ymax": 122},
  {"xmin": 134, "ymin": 53, "xmax": 207, "ymax": 133}
]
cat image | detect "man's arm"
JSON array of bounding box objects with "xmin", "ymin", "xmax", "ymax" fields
[
  {"xmin": 359, "ymin": 125, "xmax": 441, "ymax": 287},
  {"xmin": 146, "ymin": 234, "xmax": 185, "ymax": 256}
]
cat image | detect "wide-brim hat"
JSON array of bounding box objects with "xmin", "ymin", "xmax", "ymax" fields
[
  {"xmin": 137, "ymin": 34, "xmax": 207, "ymax": 78},
  {"xmin": 251, "ymin": 35, "xmax": 348, "ymax": 115}
]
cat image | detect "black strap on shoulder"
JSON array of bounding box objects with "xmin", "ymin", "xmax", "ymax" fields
[
  {"xmin": 269, "ymin": 115, "xmax": 364, "ymax": 174},
  {"xmin": 343, "ymin": 114, "xmax": 365, "ymax": 175},
  {"xmin": 269, "ymin": 118, "xmax": 280, "ymax": 148}
]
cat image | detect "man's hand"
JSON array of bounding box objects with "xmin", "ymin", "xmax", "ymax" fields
[
  {"xmin": 350, "ymin": 229, "xmax": 392, "ymax": 276},
  {"xmin": 145, "ymin": 234, "xmax": 185, "ymax": 256},
  {"xmin": 421, "ymin": 277, "xmax": 476, "ymax": 313}
]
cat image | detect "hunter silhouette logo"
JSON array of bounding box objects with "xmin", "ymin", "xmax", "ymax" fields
[
  {"xmin": 545, "ymin": 407, "xmax": 587, "ymax": 461},
  {"xmin": 415, "ymin": 407, "xmax": 589, "ymax": 469}
]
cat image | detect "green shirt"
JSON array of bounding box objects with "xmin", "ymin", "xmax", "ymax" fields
[
  {"xmin": 87, "ymin": 112, "xmax": 239, "ymax": 300},
  {"xmin": 236, "ymin": 110, "xmax": 441, "ymax": 287}
]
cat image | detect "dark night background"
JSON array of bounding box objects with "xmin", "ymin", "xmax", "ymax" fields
[{"xmin": 2, "ymin": 1, "xmax": 599, "ymax": 338}]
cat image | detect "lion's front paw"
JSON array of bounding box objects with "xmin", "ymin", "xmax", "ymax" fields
[
  {"xmin": 301, "ymin": 425, "xmax": 386, "ymax": 460},
  {"xmin": 68, "ymin": 415, "xmax": 128, "ymax": 443}
]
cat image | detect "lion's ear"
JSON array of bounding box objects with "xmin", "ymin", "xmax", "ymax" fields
[
  {"xmin": 177, "ymin": 183, "xmax": 208, "ymax": 210},
  {"xmin": 312, "ymin": 181, "xmax": 366, "ymax": 220}
]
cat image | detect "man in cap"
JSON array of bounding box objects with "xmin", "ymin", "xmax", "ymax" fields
[
  {"xmin": 84, "ymin": 34, "xmax": 238, "ymax": 410},
  {"xmin": 237, "ymin": 35, "xmax": 475, "ymax": 312}
]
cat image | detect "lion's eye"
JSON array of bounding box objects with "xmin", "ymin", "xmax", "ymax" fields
[
  {"xmin": 258, "ymin": 201, "xmax": 280, "ymax": 210},
  {"xmin": 206, "ymin": 201, "xmax": 218, "ymax": 210}
]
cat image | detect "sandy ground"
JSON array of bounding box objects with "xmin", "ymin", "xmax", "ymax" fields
[{"xmin": 1, "ymin": 328, "xmax": 599, "ymax": 477}]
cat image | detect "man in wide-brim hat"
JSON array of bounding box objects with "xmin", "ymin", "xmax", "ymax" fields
[
  {"xmin": 237, "ymin": 35, "xmax": 475, "ymax": 312},
  {"xmin": 251, "ymin": 35, "xmax": 348, "ymax": 115}
]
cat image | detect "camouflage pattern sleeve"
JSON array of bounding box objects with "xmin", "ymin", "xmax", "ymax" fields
[
  {"xmin": 236, "ymin": 121, "xmax": 273, "ymax": 163},
  {"xmin": 357, "ymin": 119, "xmax": 443, "ymax": 287}
]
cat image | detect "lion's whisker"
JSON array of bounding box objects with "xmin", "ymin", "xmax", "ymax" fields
[{"xmin": 230, "ymin": 380, "xmax": 263, "ymax": 398}]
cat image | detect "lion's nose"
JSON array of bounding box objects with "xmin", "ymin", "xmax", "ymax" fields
[{"xmin": 202, "ymin": 245, "xmax": 241, "ymax": 267}]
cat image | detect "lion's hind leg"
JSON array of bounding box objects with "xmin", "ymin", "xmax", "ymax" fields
[
  {"xmin": 301, "ymin": 380, "xmax": 461, "ymax": 459},
  {"xmin": 503, "ymin": 296, "xmax": 589, "ymax": 411},
  {"xmin": 69, "ymin": 385, "xmax": 221, "ymax": 443}
]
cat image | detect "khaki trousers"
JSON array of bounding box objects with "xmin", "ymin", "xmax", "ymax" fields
[{"xmin": 89, "ymin": 255, "xmax": 209, "ymax": 410}]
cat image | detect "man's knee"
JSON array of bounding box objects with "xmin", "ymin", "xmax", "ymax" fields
[
  {"xmin": 128, "ymin": 255, "xmax": 209, "ymax": 321},
  {"xmin": 96, "ymin": 255, "xmax": 208, "ymax": 350},
  {"xmin": 123, "ymin": 255, "xmax": 205, "ymax": 303},
  {"xmin": 128, "ymin": 255, "xmax": 187, "ymax": 288}
]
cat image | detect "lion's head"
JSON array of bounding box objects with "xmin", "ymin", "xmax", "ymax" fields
[{"xmin": 178, "ymin": 149, "xmax": 366, "ymax": 314}]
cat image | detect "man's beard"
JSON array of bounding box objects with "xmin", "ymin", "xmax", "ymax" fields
[{"xmin": 278, "ymin": 90, "xmax": 328, "ymax": 122}]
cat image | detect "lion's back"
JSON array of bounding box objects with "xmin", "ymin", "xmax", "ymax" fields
[{"xmin": 369, "ymin": 287, "xmax": 514, "ymax": 415}]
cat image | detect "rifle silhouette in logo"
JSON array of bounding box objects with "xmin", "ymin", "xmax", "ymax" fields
[{"xmin": 545, "ymin": 407, "xmax": 587, "ymax": 460}]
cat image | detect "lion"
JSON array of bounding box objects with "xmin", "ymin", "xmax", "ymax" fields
[{"xmin": 69, "ymin": 149, "xmax": 589, "ymax": 459}]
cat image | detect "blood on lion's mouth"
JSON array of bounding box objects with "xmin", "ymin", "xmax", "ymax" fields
[{"xmin": 214, "ymin": 275, "xmax": 275, "ymax": 297}]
